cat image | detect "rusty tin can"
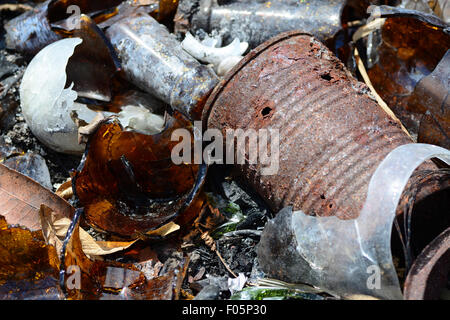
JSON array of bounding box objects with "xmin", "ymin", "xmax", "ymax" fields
[{"xmin": 203, "ymin": 31, "xmax": 442, "ymax": 220}]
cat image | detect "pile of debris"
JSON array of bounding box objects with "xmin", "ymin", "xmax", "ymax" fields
[{"xmin": 0, "ymin": 0, "xmax": 449, "ymax": 300}]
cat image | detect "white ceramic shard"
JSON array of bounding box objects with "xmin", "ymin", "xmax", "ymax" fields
[
  {"xmin": 217, "ymin": 55, "xmax": 244, "ymax": 76},
  {"xmin": 201, "ymin": 34, "xmax": 221, "ymax": 48},
  {"xmin": 181, "ymin": 32, "xmax": 247, "ymax": 75},
  {"xmin": 117, "ymin": 105, "xmax": 165, "ymax": 135},
  {"xmin": 20, "ymin": 38, "xmax": 98, "ymax": 154},
  {"xmin": 20, "ymin": 38, "xmax": 165, "ymax": 154}
]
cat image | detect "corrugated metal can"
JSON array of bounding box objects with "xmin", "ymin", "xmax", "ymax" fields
[{"xmin": 203, "ymin": 31, "xmax": 440, "ymax": 220}]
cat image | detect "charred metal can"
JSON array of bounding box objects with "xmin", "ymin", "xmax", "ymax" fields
[
  {"xmin": 175, "ymin": 0, "xmax": 364, "ymax": 48},
  {"xmin": 203, "ymin": 31, "xmax": 444, "ymax": 220},
  {"xmin": 106, "ymin": 12, "xmax": 219, "ymax": 120},
  {"xmin": 4, "ymin": 0, "xmax": 124, "ymax": 57},
  {"xmin": 4, "ymin": 0, "xmax": 62, "ymax": 56}
]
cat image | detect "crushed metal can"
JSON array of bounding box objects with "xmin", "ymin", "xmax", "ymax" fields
[
  {"xmin": 175, "ymin": 0, "xmax": 368, "ymax": 48},
  {"xmin": 106, "ymin": 11, "xmax": 219, "ymax": 120}
]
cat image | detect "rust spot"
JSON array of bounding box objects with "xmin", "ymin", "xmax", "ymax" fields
[
  {"xmin": 261, "ymin": 107, "xmax": 272, "ymax": 118},
  {"xmin": 320, "ymin": 73, "xmax": 332, "ymax": 81}
]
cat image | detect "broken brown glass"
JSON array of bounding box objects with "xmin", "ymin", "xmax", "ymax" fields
[
  {"xmin": 0, "ymin": 216, "xmax": 64, "ymax": 299},
  {"xmin": 73, "ymin": 112, "xmax": 206, "ymax": 238},
  {"xmin": 364, "ymin": 7, "xmax": 450, "ymax": 137}
]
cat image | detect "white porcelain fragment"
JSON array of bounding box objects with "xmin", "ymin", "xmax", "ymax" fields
[
  {"xmin": 201, "ymin": 34, "xmax": 222, "ymax": 48},
  {"xmin": 20, "ymin": 38, "xmax": 165, "ymax": 154},
  {"xmin": 20, "ymin": 38, "xmax": 97, "ymax": 154},
  {"xmin": 117, "ymin": 105, "xmax": 165, "ymax": 135},
  {"xmin": 217, "ymin": 56, "xmax": 244, "ymax": 76},
  {"xmin": 181, "ymin": 32, "xmax": 247, "ymax": 76}
]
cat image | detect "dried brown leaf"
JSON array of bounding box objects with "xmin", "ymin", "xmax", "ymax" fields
[
  {"xmin": 0, "ymin": 163, "xmax": 73, "ymax": 231},
  {"xmin": 145, "ymin": 221, "xmax": 180, "ymax": 237},
  {"xmin": 40, "ymin": 205, "xmax": 137, "ymax": 258},
  {"xmin": 40, "ymin": 204, "xmax": 67, "ymax": 255},
  {"xmin": 55, "ymin": 178, "xmax": 73, "ymax": 200}
]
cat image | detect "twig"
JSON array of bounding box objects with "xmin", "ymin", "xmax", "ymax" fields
[
  {"xmin": 222, "ymin": 229, "xmax": 262, "ymax": 238},
  {"xmin": 352, "ymin": 19, "xmax": 412, "ymax": 139},
  {"xmin": 174, "ymin": 255, "xmax": 190, "ymax": 300},
  {"xmin": 0, "ymin": 4, "xmax": 33, "ymax": 12},
  {"xmin": 353, "ymin": 47, "xmax": 412, "ymax": 139},
  {"xmin": 201, "ymin": 231, "xmax": 237, "ymax": 278},
  {"xmin": 215, "ymin": 249, "xmax": 238, "ymax": 278}
]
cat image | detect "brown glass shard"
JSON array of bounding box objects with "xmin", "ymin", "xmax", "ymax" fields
[
  {"xmin": 418, "ymin": 114, "xmax": 450, "ymax": 148},
  {"xmin": 63, "ymin": 14, "xmax": 121, "ymax": 102},
  {"xmin": 366, "ymin": 13, "xmax": 450, "ymax": 136},
  {"xmin": 47, "ymin": 0, "xmax": 124, "ymax": 27},
  {"xmin": 62, "ymin": 213, "xmax": 176, "ymax": 300},
  {"xmin": 409, "ymin": 50, "xmax": 450, "ymax": 148},
  {"xmin": 0, "ymin": 216, "xmax": 63, "ymax": 299},
  {"xmin": 157, "ymin": 0, "xmax": 178, "ymax": 21},
  {"xmin": 73, "ymin": 112, "xmax": 205, "ymax": 238},
  {"xmin": 97, "ymin": 0, "xmax": 159, "ymax": 29}
]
